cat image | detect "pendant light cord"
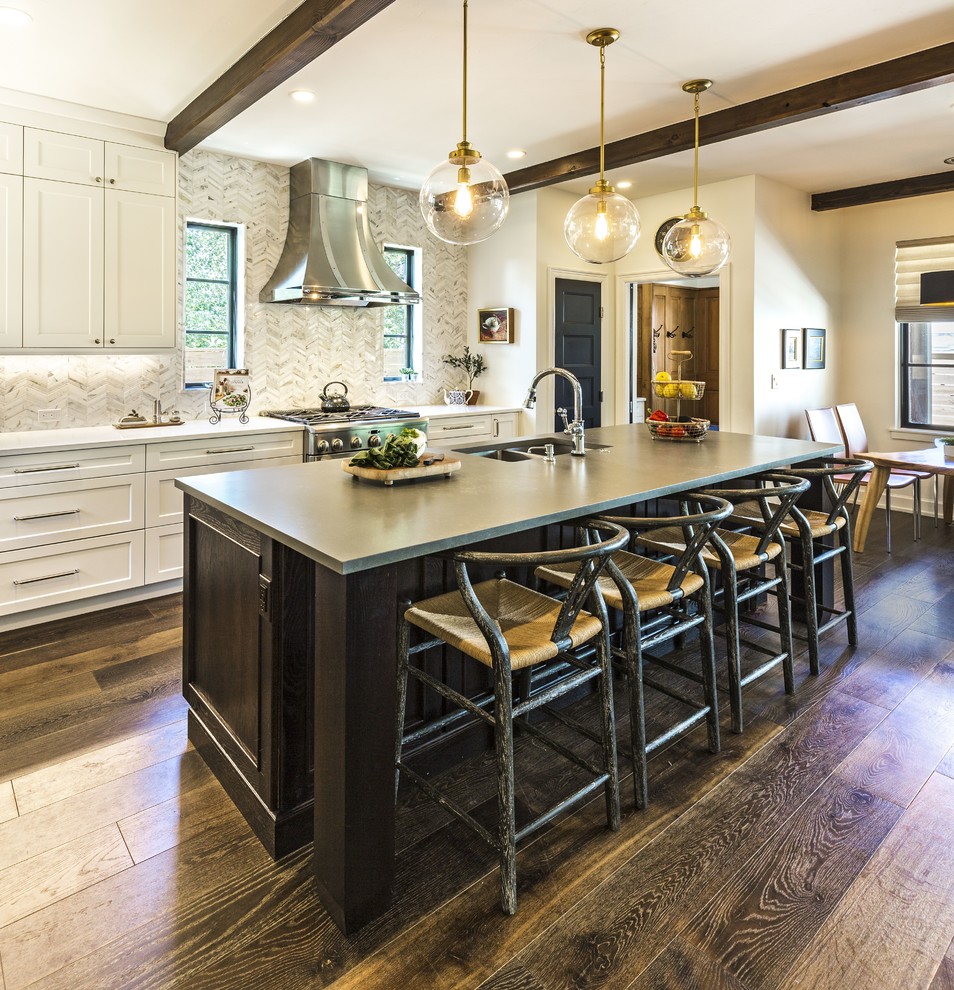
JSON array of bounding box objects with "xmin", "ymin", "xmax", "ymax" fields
[
  {"xmin": 599, "ymin": 42, "xmax": 606, "ymax": 186},
  {"xmin": 692, "ymin": 89, "xmax": 700, "ymax": 211},
  {"xmin": 461, "ymin": 0, "xmax": 468, "ymax": 145}
]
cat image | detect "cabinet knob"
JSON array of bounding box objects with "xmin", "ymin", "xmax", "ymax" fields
[
  {"xmin": 108, "ymin": 338, "xmax": 116, "ymax": 344},
  {"xmin": 93, "ymin": 338, "xmax": 101, "ymax": 344},
  {"xmin": 109, "ymin": 178, "xmax": 116, "ymax": 185},
  {"xmin": 94, "ymin": 176, "xmax": 103, "ymax": 183}
]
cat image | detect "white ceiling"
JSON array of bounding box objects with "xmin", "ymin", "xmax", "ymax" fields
[{"xmin": 2, "ymin": 0, "xmax": 954, "ymax": 201}]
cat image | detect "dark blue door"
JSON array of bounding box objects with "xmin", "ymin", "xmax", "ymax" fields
[{"xmin": 554, "ymin": 278, "xmax": 601, "ymax": 429}]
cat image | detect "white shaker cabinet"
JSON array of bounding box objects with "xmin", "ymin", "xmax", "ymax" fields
[
  {"xmin": 0, "ymin": 121, "xmax": 23, "ymax": 175},
  {"xmin": 0, "ymin": 173, "xmax": 22, "ymax": 348},
  {"xmin": 22, "ymin": 177, "xmax": 105, "ymax": 348},
  {"xmin": 13, "ymin": 127, "xmax": 176, "ymax": 351}
]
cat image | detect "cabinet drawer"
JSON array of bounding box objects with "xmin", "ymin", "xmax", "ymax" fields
[
  {"xmin": 0, "ymin": 444, "xmax": 145, "ymax": 488},
  {"xmin": 146, "ymin": 432, "xmax": 303, "ymax": 472},
  {"xmin": 105, "ymin": 144, "xmax": 176, "ymax": 197},
  {"xmin": 0, "ymin": 475, "xmax": 144, "ymax": 552},
  {"xmin": 145, "ymin": 456, "xmax": 302, "ymax": 528},
  {"xmin": 427, "ymin": 414, "xmax": 493, "ymax": 440},
  {"xmin": 145, "ymin": 523, "xmax": 182, "ymax": 584},
  {"xmin": 0, "ymin": 531, "xmax": 144, "ymax": 615}
]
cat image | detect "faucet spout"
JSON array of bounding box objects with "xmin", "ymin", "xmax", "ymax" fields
[{"xmin": 526, "ymin": 367, "xmax": 586, "ymax": 456}]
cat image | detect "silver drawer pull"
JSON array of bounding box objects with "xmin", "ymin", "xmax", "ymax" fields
[
  {"xmin": 13, "ymin": 508, "xmax": 80, "ymax": 522},
  {"xmin": 206, "ymin": 446, "xmax": 255, "ymax": 455},
  {"xmin": 13, "ymin": 569, "xmax": 80, "ymax": 586},
  {"xmin": 13, "ymin": 463, "xmax": 81, "ymax": 474},
  {"xmin": 437, "ymin": 424, "xmax": 477, "ymax": 431}
]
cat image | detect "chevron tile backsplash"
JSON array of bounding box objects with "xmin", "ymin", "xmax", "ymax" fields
[{"xmin": 0, "ymin": 149, "xmax": 468, "ymax": 432}]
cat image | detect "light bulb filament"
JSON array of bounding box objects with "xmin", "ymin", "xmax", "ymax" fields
[
  {"xmin": 594, "ymin": 200, "xmax": 609, "ymax": 241},
  {"xmin": 689, "ymin": 224, "xmax": 703, "ymax": 258},
  {"xmin": 454, "ymin": 165, "xmax": 474, "ymax": 218}
]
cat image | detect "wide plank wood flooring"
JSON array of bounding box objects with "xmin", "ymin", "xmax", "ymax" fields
[{"xmin": 1, "ymin": 511, "xmax": 953, "ymax": 990}]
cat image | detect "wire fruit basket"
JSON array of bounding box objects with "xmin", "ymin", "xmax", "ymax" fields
[
  {"xmin": 646, "ymin": 416, "xmax": 710, "ymax": 442},
  {"xmin": 651, "ymin": 379, "xmax": 706, "ymax": 400}
]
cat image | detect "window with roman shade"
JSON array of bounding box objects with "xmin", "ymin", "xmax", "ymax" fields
[{"xmin": 896, "ymin": 236, "xmax": 954, "ymax": 430}]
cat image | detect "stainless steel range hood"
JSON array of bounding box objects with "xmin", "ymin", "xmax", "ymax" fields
[{"xmin": 259, "ymin": 158, "xmax": 421, "ymax": 307}]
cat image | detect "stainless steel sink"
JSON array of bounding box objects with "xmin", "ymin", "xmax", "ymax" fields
[{"xmin": 454, "ymin": 436, "xmax": 611, "ymax": 459}]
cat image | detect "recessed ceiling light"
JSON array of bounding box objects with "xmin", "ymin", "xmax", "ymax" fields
[
  {"xmin": 289, "ymin": 89, "xmax": 316, "ymax": 104},
  {"xmin": 506, "ymin": 149, "xmax": 526, "ymax": 159},
  {"xmin": 0, "ymin": 6, "xmax": 32, "ymax": 26},
  {"xmin": 617, "ymin": 179, "xmax": 633, "ymax": 189}
]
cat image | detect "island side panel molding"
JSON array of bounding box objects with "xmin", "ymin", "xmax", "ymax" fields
[{"xmin": 312, "ymin": 561, "xmax": 399, "ymax": 934}]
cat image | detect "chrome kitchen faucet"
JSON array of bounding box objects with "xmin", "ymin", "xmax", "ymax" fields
[{"xmin": 524, "ymin": 367, "xmax": 586, "ymax": 456}]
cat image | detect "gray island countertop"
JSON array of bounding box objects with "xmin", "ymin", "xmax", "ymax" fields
[{"xmin": 176, "ymin": 424, "xmax": 837, "ymax": 574}]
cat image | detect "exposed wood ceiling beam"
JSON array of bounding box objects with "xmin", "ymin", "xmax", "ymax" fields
[
  {"xmin": 812, "ymin": 170, "xmax": 954, "ymax": 211},
  {"xmin": 504, "ymin": 41, "xmax": 954, "ymax": 194},
  {"xmin": 165, "ymin": 0, "xmax": 398, "ymax": 155}
]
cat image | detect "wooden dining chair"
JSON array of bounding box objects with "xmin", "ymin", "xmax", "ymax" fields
[{"xmin": 834, "ymin": 402, "xmax": 930, "ymax": 550}]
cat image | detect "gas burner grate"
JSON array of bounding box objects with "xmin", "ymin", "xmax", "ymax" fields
[{"xmin": 263, "ymin": 405, "xmax": 420, "ymax": 425}]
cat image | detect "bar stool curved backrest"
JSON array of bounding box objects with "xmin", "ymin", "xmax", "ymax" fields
[
  {"xmin": 396, "ymin": 518, "xmax": 630, "ymax": 916},
  {"xmin": 593, "ymin": 493, "xmax": 732, "ymax": 808}
]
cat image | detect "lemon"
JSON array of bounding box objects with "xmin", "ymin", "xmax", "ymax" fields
[
  {"xmin": 654, "ymin": 371, "xmax": 671, "ymax": 382},
  {"xmin": 680, "ymin": 383, "xmax": 696, "ymax": 398},
  {"xmin": 663, "ymin": 383, "xmax": 679, "ymax": 398}
]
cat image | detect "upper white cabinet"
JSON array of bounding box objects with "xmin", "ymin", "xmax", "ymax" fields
[
  {"xmin": 0, "ymin": 122, "xmax": 23, "ymax": 175},
  {"xmin": 4, "ymin": 125, "xmax": 177, "ymax": 351},
  {"xmin": 0, "ymin": 174, "xmax": 23, "ymax": 348}
]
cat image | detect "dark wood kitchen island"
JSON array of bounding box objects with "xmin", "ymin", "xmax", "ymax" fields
[{"xmin": 175, "ymin": 424, "xmax": 836, "ymax": 933}]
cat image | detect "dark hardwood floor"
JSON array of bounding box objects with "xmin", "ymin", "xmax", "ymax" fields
[{"xmin": 1, "ymin": 510, "xmax": 953, "ymax": 990}]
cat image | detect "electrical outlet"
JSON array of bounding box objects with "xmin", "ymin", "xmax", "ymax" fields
[
  {"xmin": 37, "ymin": 408, "xmax": 63, "ymax": 423},
  {"xmin": 770, "ymin": 374, "xmax": 780, "ymax": 390}
]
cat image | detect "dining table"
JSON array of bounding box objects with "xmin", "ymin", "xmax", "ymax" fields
[{"xmin": 852, "ymin": 445, "xmax": 954, "ymax": 552}]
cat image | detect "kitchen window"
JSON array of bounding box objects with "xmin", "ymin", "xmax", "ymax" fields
[
  {"xmin": 896, "ymin": 237, "xmax": 954, "ymax": 430},
  {"xmin": 183, "ymin": 220, "xmax": 243, "ymax": 389},
  {"xmin": 383, "ymin": 245, "xmax": 421, "ymax": 381}
]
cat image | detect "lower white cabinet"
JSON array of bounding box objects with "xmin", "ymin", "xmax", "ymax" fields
[
  {"xmin": 0, "ymin": 531, "xmax": 145, "ymax": 615},
  {"xmin": 428, "ymin": 411, "xmax": 519, "ymax": 445},
  {"xmin": 1, "ymin": 427, "xmax": 304, "ymax": 621}
]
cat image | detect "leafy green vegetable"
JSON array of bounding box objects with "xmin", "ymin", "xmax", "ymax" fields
[{"xmin": 348, "ymin": 428, "xmax": 423, "ymax": 469}]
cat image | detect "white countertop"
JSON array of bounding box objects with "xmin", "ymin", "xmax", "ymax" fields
[
  {"xmin": 0, "ymin": 415, "xmax": 303, "ymax": 456},
  {"xmin": 414, "ymin": 404, "xmax": 523, "ymax": 419}
]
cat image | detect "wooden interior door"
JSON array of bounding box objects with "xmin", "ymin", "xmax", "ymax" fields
[{"xmin": 637, "ymin": 282, "xmax": 719, "ymax": 426}]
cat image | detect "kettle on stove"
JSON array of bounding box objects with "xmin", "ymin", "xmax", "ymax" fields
[{"xmin": 320, "ymin": 381, "xmax": 350, "ymax": 412}]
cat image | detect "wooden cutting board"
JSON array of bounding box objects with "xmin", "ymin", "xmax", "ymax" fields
[{"xmin": 341, "ymin": 455, "xmax": 461, "ymax": 486}]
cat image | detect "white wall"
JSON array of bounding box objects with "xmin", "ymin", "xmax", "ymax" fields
[{"xmin": 838, "ymin": 189, "xmax": 954, "ymax": 453}]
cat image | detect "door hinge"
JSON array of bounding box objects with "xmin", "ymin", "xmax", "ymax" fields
[
  {"xmin": 600, "ymin": 306, "xmax": 604, "ymax": 319},
  {"xmin": 258, "ymin": 575, "xmax": 272, "ymax": 618},
  {"xmin": 599, "ymin": 390, "xmax": 604, "ymax": 402}
]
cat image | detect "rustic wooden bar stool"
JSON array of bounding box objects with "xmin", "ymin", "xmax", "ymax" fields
[
  {"xmin": 635, "ymin": 475, "xmax": 810, "ymax": 734},
  {"xmin": 395, "ymin": 519, "xmax": 629, "ymax": 916},
  {"xmin": 534, "ymin": 494, "xmax": 732, "ymax": 810},
  {"xmin": 727, "ymin": 457, "xmax": 871, "ymax": 675}
]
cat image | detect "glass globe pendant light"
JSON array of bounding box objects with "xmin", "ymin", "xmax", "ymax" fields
[
  {"xmin": 419, "ymin": 0, "xmax": 509, "ymax": 245},
  {"xmin": 564, "ymin": 28, "xmax": 640, "ymax": 265},
  {"xmin": 661, "ymin": 79, "xmax": 731, "ymax": 277}
]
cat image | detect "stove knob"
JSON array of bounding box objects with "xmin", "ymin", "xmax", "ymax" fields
[
  {"xmin": 315, "ymin": 439, "xmax": 331, "ymax": 455},
  {"xmin": 368, "ymin": 434, "xmax": 382, "ymax": 448},
  {"xmin": 331, "ymin": 438, "xmax": 344, "ymax": 452},
  {"xmin": 351, "ymin": 436, "xmax": 362, "ymax": 449}
]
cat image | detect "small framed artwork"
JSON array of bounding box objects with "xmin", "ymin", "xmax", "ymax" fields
[
  {"xmin": 478, "ymin": 307, "xmax": 514, "ymax": 343},
  {"xmin": 781, "ymin": 329, "xmax": 802, "ymax": 369},
  {"xmin": 210, "ymin": 368, "xmax": 251, "ymax": 424},
  {"xmin": 802, "ymin": 328, "xmax": 826, "ymax": 369}
]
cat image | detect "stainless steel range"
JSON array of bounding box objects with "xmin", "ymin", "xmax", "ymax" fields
[{"xmin": 262, "ymin": 406, "xmax": 427, "ymax": 460}]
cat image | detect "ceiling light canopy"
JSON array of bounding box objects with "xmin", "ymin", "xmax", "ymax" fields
[
  {"xmin": 660, "ymin": 79, "xmax": 731, "ymax": 277},
  {"xmin": 564, "ymin": 29, "xmax": 640, "ymax": 265},
  {"xmin": 0, "ymin": 6, "xmax": 32, "ymax": 26},
  {"xmin": 419, "ymin": 0, "xmax": 509, "ymax": 245}
]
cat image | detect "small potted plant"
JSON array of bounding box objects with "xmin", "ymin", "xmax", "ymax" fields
[
  {"xmin": 399, "ymin": 367, "xmax": 418, "ymax": 382},
  {"xmin": 937, "ymin": 436, "xmax": 954, "ymax": 460},
  {"xmin": 442, "ymin": 346, "xmax": 487, "ymax": 405}
]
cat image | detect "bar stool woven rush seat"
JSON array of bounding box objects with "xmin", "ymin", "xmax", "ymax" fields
[
  {"xmin": 534, "ymin": 493, "xmax": 732, "ymax": 810},
  {"xmin": 395, "ymin": 518, "xmax": 630, "ymax": 916},
  {"xmin": 727, "ymin": 457, "xmax": 872, "ymax": 676},
  {"xmin": 635, "ymin": 474, "xmax": 810, "ymax": 735}
]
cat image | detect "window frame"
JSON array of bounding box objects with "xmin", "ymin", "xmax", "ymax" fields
[
  {"xmin": 183, "ymin": 219, "xmax": 241, "ymax": 390},
  {"xmin": 382, "ymin": 244, "xmax": 421, "ymax": 382},
  {"xmin": 899, "ymin": 320, "xmax": 954, "ymax": 431}
]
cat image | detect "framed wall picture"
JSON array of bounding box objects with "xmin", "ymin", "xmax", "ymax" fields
[
  {"xmin": 802, "ymin": 327, "xmax": 827, "ymax": 369},
  {"xmin": 478, "ymin": 307, "xmax": 514, "ymax": 343},
  {"xmin": 781, "ymin": 329, "xmax": 802, "ymax": 369}
]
